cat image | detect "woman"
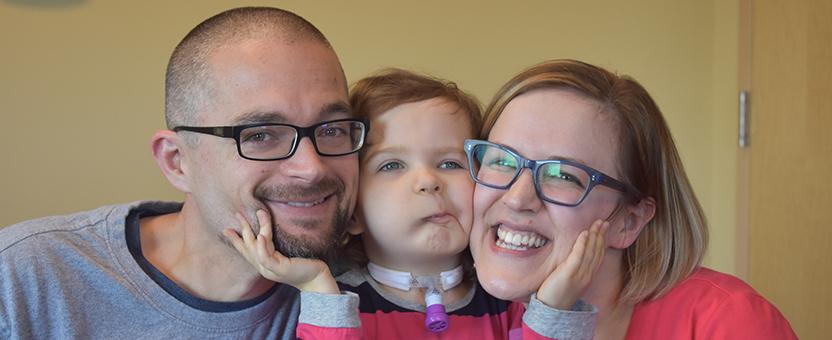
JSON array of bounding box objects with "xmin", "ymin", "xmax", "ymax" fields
[{"xmin": 467, "ymin": 60, "xmax": 797, "ymax": 339}]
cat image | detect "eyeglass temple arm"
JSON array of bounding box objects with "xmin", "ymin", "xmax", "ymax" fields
[
  {"xmin": 173, "ymin": 126, "xmax": 233, "ymax": 138},
  {"xmin": 597, "ymin": 173, "xmax": 628, "ymax": 193}
]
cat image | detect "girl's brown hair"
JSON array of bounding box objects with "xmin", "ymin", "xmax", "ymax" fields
[{"xmin": 338, "ymin": 69, "xmax": 483, "ymax": 278}]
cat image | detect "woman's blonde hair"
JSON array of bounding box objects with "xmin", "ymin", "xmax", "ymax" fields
[{"xmin": 482, "ymin": 59, "xmax": 708, "ymax": 303}]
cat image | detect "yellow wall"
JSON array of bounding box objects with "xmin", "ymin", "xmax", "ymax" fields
[{"xmin": 0, "ymin": 1, "xmax": 738, "ymax": 276}]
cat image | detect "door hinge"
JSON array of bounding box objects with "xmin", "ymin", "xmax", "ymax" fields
[{"xmin": 739, "ymin": 91, "xmax": 750, "ymax": 147}]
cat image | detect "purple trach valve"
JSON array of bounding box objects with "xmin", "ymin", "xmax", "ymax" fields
[
  {"xmin": 365, "ymin": 262, "xmax": 462, "ymax": 332},
  {"xmin": 423, "ymin": 277, "xmax": 449, "ymax": 332}
]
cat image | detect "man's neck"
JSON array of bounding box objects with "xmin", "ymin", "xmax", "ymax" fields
[{"xmin": 139, "ymin": 208, "xmax": 275, "ymax": 302}]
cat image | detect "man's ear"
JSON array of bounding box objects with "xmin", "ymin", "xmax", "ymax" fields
[
  {"xmin": 610, "ymin": 197, "xmax": 656, "ymax": 249},
  {"xmin": 150, "ymin": 129, "xmax": 191, "ymax": 193}
]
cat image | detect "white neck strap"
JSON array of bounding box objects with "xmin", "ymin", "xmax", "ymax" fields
[{"xmin": 367, "ymin": 262, "xmax": 464, "ymax": 292}]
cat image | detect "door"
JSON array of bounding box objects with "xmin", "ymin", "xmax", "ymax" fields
[{"xmin": 738, "ymin": 0, "xmax": 832, "ymax": 338}]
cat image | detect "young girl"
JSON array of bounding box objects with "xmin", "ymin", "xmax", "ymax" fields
[{"xmin": 223, "ymin": 69, "xmax": 607, "ymax": 339}]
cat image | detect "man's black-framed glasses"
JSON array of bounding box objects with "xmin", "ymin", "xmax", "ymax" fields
[
  {"xmin": 173, "ymin": 118, "xmax": 370, "ymax": 161},
  {"xmin": 464, "ymin": 139, "xmax": 628, "ymax": 207}
]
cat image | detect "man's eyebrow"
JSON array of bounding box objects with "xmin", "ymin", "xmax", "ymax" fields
[
  {"xmin": 320, "ymin": 101, "xmax": 353, "ymax": 118},
  {"xmin": 229, "ymin": 101, "xmax": 351, "ymax": 126},
  {"xmin": 231, "ymin": 112, "xmax": 288, "ymax": 125}
]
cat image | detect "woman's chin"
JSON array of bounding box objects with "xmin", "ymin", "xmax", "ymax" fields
[{"xmin": 477, "ymin": 268, "xmax": 538, "ymax": 303}]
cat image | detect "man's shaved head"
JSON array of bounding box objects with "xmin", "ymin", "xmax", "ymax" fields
[{"xmin": 165, "ymin": 7, "xmax": 334, "ymax": 129}]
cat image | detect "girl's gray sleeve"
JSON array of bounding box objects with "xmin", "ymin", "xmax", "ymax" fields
[
  {"xmin": 523, "ymin": 293, "xmax": 598, "ymax": 340},
  {"xmin": 298, "ymin": 291, "xmax": 361, "ymax": 328}
]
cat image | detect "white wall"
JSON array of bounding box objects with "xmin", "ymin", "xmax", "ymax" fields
[{"xmin": 0, "ymin": 0, "xmax": 738, "ymax": 275}]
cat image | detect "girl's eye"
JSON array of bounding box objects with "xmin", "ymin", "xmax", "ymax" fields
[
  {"xmin": 439, "ymin": 161, "xmax": 463, "ymax": 170},
  {"xmin": 379, "ymin": 162, "xmax": 404, "ymax": 171}
]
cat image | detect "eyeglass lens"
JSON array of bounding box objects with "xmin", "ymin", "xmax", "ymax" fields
[
  {"xmin": 239, "ymin": 121, "xmax": 364, "ymax": 160},
  {"xmin": 471, "ymin": 144, "xmax": 591, "ymax": 205}
]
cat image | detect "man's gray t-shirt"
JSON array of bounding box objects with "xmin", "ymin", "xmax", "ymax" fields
[{"xmin": 0, "ymin": 201, "xmax": 300, "ymax": 339}]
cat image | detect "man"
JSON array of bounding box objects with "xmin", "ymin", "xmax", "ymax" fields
[{"xmin": 0, "ymin": 7, "xmax": 364, "ymax": 339}]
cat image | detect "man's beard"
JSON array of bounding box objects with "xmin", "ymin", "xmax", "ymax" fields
[{"xmin": 253, "ymin": 177, "xmax": 350, "ymax": 260}]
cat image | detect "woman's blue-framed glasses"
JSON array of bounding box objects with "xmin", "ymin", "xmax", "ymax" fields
[{"xmin": 464, "ymin": 139, "xmax": 628, "ymax": 206}]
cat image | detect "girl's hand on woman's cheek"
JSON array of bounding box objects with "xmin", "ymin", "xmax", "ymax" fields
[{"xmin": 536, "ymin": 219, "xmax": 609, "ymax": 310}]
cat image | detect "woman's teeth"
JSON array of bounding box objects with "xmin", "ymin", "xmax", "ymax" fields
[{"xmin": 496, "ymin": 225, "xmax": 548, "ymax": 251}]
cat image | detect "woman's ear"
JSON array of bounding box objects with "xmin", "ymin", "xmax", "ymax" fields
[
  {"xmin": 150, "ymin": 129, "xmax": 191, "ymax": 193},
  {"xmin": 610, "ymin": 197, "xmax": 656, "ymax": 249}
]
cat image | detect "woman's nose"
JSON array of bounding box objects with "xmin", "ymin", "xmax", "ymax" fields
[{"xmin": 501, "ymin": 170, "xmax": 542, "ymax": 212}]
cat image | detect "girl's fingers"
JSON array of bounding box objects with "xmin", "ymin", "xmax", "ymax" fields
[
  {"xmin": 584, "ymin": 220, "xmax": 602, "ymax": 266},
  {"xmin": 221, "ymin": 228, "xmax": 245, "ymax": 254},
  {"xmin": 236, "ymin": 212, "xmax": 256, "ymax": 246},
  {"xmin": 255, "ymin": 210, "xmax": 276, "ymax": 254},
  {"xmin": 256, "ymin": 235, "xmax": 273, "ymax": 266},
  {"xmin": 227, "ymin": 212, "xmax": 254, "ymax": 253},
  {"xmin": 591, "ymin": 221, "xmax": 609, "ymax": 269},
  {"xmin": 257, "ymin": 210, "xmax": 272, "ymax": 239},
  {"xmin": 572, "ymin": 220, "xmax": 603, "ymax": 278},
  {"xmin": 252, "ymin": 210, "xmax": 285, "ymax": 268},
  {"xmin": 562, "ymin": 229, "xmax": 588, "ymax": 274}
]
